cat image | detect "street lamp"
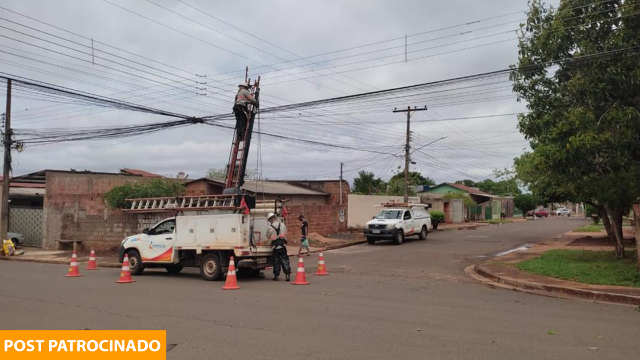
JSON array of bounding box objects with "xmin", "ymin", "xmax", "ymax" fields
[
  {"xmin": 404, "ymin": 135, "xmax": 447, "ymax": 202},
  {"xmin": 410, "ymin": 135, "xmax": 448, "ymax": 156}
]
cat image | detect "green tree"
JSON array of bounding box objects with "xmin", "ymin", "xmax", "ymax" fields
[
  {"xmin": 352, "ymin": 171, "xmax": 387, "ymax": 195},
  {"xmin": 511, "ymin": 0, "xmax": 640, "ymax": 258},
  {"xmin": 386, "ymin": 171, "xmax": 435, "ymax": 196},
  {"xmin": 455, "ymin": 179, "xmax": 477, "ymax": 187},
  {"xmin": 207, "ymin": 167, "xmax": 259, "ymax": 180},
  {"xmin": 103, "ymin": 179, "xmax": 185, "ymax": 209},
  {"xmin": 513, "ymin": 193, "xmax": 536, "ymax": 218}
]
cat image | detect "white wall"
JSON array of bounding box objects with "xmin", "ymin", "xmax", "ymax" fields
[{"xmin": 347, "ymin": 194, "xmax": 406, "ymax": 228}]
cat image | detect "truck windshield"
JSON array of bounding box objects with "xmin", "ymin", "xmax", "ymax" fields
[{"xmin": 375, "ymin": 210, "xmax": 402, "ymax": 219}]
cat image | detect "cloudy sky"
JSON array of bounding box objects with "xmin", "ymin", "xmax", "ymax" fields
[{"xmin": 0, "ymin": 0, "xmax": 536, "ymax": 185}]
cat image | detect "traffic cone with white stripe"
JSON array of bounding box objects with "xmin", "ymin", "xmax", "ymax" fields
[
  {"xmin": 314, "ymin": 252, "xmax": 329, "ymax": 276},
  {"xmin": 222, "ymin": 256, "xmax": 240, "ymax": 290},
  {"xmin": 292, "ymin": 256, "xmax": 309, "ymax": 285},
  {"xmin": 65, "ymin": 250, "xmax": 82, "ymax": 277},
  {"xmin": 116, "ymin": 254, "xmax": 135, "ymax": 284},
  {"xmin": 85, "ymin": 248, "xmax": 98, "ymax": 270}
]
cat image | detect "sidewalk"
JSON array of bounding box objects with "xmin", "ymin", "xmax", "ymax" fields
[
  {"xmin": 469, "ymin": 231, "xmax": 640, "ymax": 306},
  {"xmin": 0, "ymin": 247, "xmax": 122, "ymax": 268},
  {"xmin": 0, "ymin": 244, "xmax": 331, "ymax": 269}
]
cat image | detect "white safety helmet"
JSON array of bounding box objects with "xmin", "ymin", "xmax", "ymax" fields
[{"xmin": 266, "ymin": 212, "xmax": 276, "ymax": 220}]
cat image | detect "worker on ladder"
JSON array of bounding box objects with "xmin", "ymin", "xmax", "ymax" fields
[{"xmin": 233, "ymin": 83, "xmax": 259, "ymax": 141}]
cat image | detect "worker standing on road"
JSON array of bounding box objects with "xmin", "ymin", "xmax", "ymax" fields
[
  {"xmin": 233, "ymin": 83, "xmax": 258, "ymax": 141},
  {"xmin": 267, "ymin": 213, "xmax": 291, "ymax": 281},
  {"xmin": 297, "ymin": 214, "xmax": 311, "ymax": 256}
]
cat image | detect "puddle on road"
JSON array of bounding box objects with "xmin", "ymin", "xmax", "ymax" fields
[{"xmin": 494, "ymin": 243, "xmax": 533, "ymax": 257}]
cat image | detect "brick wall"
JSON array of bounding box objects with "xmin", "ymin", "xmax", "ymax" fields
[
  {"xmin": 42, "ymin": 172, "xmax": 171, "ymax": 251},
  {"xmin": 284, "ymin": 204, "xmax": 347, "ymax": 243},
  {"xmin": 290, "ymin": 180, "xmax": 349, "ymax": 206},
  {"xmin": 280, "ymin": 181, "xmax": 349, "ymax": 242}
]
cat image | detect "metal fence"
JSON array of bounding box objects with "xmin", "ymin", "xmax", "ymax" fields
[{"xmin": 9, "ymin": 206, "xmax": 43, "ymax": 247}]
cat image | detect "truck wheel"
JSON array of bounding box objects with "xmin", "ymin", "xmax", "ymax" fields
[
  {"xmin": 366, "ymin": 237, "xmax": 376, "ymax": 245},
  {"xmin": 165, "ymin": 264, "xmax": 183, "ymax": 274},
  {"xmin": 127, "ymin": 250, "xmax": 144, "ymax": 275},
  {"xmin": 418, "ymin": 226, "xmax": 428, "ymax": 240},
  {"xmin": 200, "ymin": 253, "xmax": 222, "ymax": 281},
  {"xmin": 395, "ymin": 230, "xmax": 404, "ymax": 245}
]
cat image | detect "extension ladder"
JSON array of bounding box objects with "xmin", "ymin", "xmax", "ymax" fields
[{"xmin": 124, "ymin": 195, "xmax": 238, "ymax": 213}]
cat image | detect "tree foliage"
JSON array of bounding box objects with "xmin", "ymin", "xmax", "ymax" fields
[
  {"xmin": 104, "ymin": 179, "xmax": 185, "ymax": 209},
  {"xmin": 386, "ymin": 171, "xmax": 435, "ymax": 196},
  {"xmin": 442, "ymin": 192, "xmax": 475, "ymax": 207},
  {"xmin": 511, "ymin": 0, "xmax": 640, "ymax": 258},
  {"xmin": 352, "ymin": 171, "xmax": 387, "ymax": 195},
  {"xmin": 206, "ymin": 167, "xmax": 260, "ymax": 180},
  {"xmin": 455, "ymin": 169, "xmax": 521, "ymax": 196},
  {"xmin": 513, "ymin": 193, "xmax": 537, "ymax": 217}
]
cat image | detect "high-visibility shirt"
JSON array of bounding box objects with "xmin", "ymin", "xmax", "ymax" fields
[{"xmin": 235, "ymin": 88, "xmax": 258, "ymax": 107}]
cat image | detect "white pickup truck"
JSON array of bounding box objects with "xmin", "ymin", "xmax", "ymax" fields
[
  {"xmin": 363, "ymin": 205, "xmax": 432, "ymax": 245},
  {"xmin": 119, "ymin": 196, "xmax": 282, "ymax": 281}
]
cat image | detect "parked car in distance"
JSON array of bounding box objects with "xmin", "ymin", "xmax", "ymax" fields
[
  {"xmin": 534, "ymin": 209, "xmax": 549, "ymax": 217},
  {"xmin": 7, "ymin": 232, "xmax": 24, "ymax": 247},
  {"xmin": 555, "ymin": 208, "xmax": 571, "ymax": 216}
]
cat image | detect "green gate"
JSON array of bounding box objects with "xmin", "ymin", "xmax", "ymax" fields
[
  {"xmin": 485, "ymin": 205, "xmax": 492, "ymax": 220},
  {"xmin": 469, "ymin": 205, "xmax": 483, "ymax": 221}
]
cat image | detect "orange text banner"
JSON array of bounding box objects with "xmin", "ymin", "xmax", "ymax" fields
[{"xmin": 0, "ymin": 330, "xmax": 166, "ymax": 360}]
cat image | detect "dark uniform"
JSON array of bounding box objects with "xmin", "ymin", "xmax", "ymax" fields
[
  {"xmin": 269, "ymin": 223, "xmax": 291, "ymax": 279},
  {"xmin": 233, "ymin": 86, "xmax": 258, "ymax": 141}
]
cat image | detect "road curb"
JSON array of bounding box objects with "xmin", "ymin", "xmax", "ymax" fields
[
  {"xmin": 470, "ymin": 263, "xmax": 640, "ymax": 306},
  {"xmin": 0, "ymin": 256, "xmax": 121, "ymax": 268},
  {"xmin": 324, "ymin": 240, "xmax": 367, "ymax": 251}
]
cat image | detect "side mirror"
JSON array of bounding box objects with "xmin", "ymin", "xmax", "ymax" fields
[
  {"xmin": 142, "ymin": 228, "xmax": 150, "ymax": 235},
  {"xmin": 372, "ymin": 216, "xmax": 375, "ymax": 219}
]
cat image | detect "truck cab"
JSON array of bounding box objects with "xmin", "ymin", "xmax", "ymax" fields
[{"xmin": 363, "ymin": 205, "xmax": 431, "ymax": 245}]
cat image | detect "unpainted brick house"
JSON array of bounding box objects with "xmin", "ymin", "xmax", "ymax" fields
[
  {"xmin": 9, "ymin": 169, "xmax": 170, "ymax": 250},
  {"xmin": 184, "ymin": 178, "xmax": 349, "ymax": 241},
  {"xmin": 5, "ymin": 170, "xmax": 348, "ymax": 250}
]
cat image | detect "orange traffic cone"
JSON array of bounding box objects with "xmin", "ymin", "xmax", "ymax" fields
[
  {"xmin": 222, "ymin": 256, "xmax": 240, "ymax": 290},
  {"xmin": 116, "ymin": 254, "xmax": 135, "ymax": 284},
  {"xmin": 85, "ymin": 248, "xmax": 98, "ymax": 270},
  {"xmin": 292, "ymin": 256, "xmax": 309, "ymax": 285},
  {"xmin": 65, "ymin": 250, "xmax": 82, "ymax": 277},
  {"xmin": 314, "ymin": 252, "xmax": 329, "ymax": 276}
]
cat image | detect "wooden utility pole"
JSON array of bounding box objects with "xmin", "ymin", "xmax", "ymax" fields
[
  {"xmin": 339, "ymin": 162, "xmax": 344, "ymax": 205},
  {"xmin": 393, "ymin": 106, "xmax": 428, "ymax": 203},
  {"xmin": 1, "ymin": 79, "xmax": 12, "ymax": 241}
]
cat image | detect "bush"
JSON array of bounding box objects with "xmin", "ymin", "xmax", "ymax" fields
[
  {"xmin": 585, "ymin": 204, "xmax": 600, "ymax": 224},
  {"xmin": 103, "ymin": 179, "xmax": 185, "ymax": 209},
  {"xmin": 430, "ymin": 210, "xmax": 445, "ymax": 229}
]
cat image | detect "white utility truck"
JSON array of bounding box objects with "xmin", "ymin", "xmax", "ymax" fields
[
  {"xmin": 363, "ymin": 204, "xmax": 432, "ymax": 245},
  {"xmin": 119, "ymin": 195, "xmax": 284, "ymax": 281}
]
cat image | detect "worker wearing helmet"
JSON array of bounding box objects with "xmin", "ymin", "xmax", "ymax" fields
[
  {"xmin": 266, "ymin": 212, "xmax": 290, "ymax": 281},
  {"xmin": 233, "ymin": 84, "xmax": 259, "ymax": 141}
]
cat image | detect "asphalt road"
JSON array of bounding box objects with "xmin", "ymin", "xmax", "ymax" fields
[{"xmin": 2, "ymin": 217, "xmax": 639, "ymax": 360}]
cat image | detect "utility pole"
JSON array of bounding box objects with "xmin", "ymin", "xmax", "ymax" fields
[
  {"xmin": 1, "ymin": 79, "xmax": 12, "ymax": 241},
  {"xmin": 393, "ymin": 106, "xmax": 428, "ymax": 203},
  {"xmin": 339, "ymin": 162, "xmax": 344, "ymax": 205}
]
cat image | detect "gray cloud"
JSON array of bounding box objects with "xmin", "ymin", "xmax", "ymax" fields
[{"xmin": 1, "ymin": 0, "xmax": 533, "ymax": 184}]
